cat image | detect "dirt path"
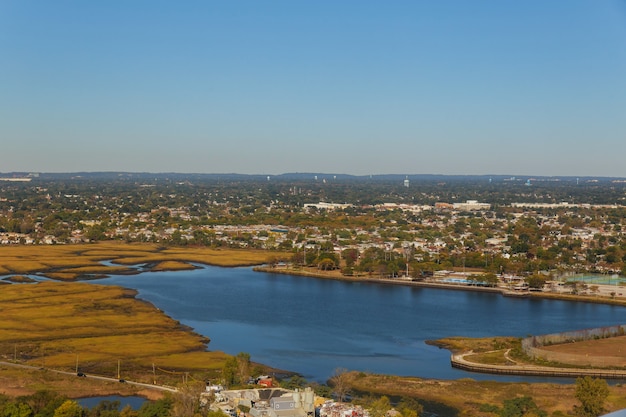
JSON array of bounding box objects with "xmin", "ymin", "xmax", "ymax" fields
[{"xmin": 451, "ymin": 351, "xmax": 626, "ymax": 379}]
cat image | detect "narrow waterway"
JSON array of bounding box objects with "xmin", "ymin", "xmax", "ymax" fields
[{"xmin": 90, "ymin": 265, "xmax": 625, "ymax": 382}]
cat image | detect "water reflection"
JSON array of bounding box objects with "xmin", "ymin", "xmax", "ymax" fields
[
  {"xmin": 90, "ymin": 265, "xmax": 625, "ymax": 382},
  {"xmin": 77, "ymin": 396, "xmax": 146, "ymax": 410}
]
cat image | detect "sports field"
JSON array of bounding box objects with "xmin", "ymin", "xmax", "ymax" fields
[
  {"xmin": 539, "ymin": 335, "xmax": 626, "ymax": 367},
  {"xmin": 566, "ymin": 274, "xmax": 626, "ymax": 286}
]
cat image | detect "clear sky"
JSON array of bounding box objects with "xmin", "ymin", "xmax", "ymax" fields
[{"xmin": 1, "ymin": 1, "xmax": 625, "ymax": 177}]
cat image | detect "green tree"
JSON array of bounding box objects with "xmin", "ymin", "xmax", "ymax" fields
[
  {"xmin": 317, "ymin": 252, "xmax": 339, "ymax": 268},
  {"xmin": 21, "ymin": 390, "xmax": 65, "ymax": 417},
  {"xmin": 137, "ymin": 398, "xmax": 172, "ymax": 417},
  {"xmin": 280, "ymin": 375, "xmax": 308, "ymax": 390},
  {"xmin": 397, "ymin": 397, "xmax": 423, "ymax": 417},
  {"xmin": 53, "ymin": 401, "xmax": 84, "ymax": 417},
  {"xmin": 366, "ymin": 396, "xmax": 391, "ymax": 417},
  {"xmin": 84, "ymin": 225, "xmax": 107, "ymax": 242},
  {"xmin": 499, "ymin": 397, "xmax": 545, "ymax": 417},
  {"xmin": 525, "ymin": 274, "xmax": 546, "ymax": 290},
  {"xmin": 482, "ymin": 272, "xmax": 499, "ymax": 287},
  {"xmin": 574, "ymin": 377, "xmax": 609, "ymax": 417},
  {"xmin": 236, "ymin": 352, "xmax": 251, "ymax": 384},
  {"xmin": 222, "ymin": 356, "xmax": 239, "ymax": 386},
  {"xmin": 318, "ymin": 258, "xmax": 336, "ymax": 271},
  {"xmin": 86, "ymin": 401, "xmax": 120, "ymax": 417},
  {"xmin": 119, "ymin": 406, "xmax": 137, "ymax": 417},
  {"xmin": 305, "ymin": 250, "xmax": 318, "ymax": 266},
  {"xmin": 2, "ymin": 402, "xmax": 33, "ymax": 417},
  {"xmin": 311, "ymin": 383, "xmax": 333, "ymax": 398},
  {"xmin": 170, "ymin": 230, "xmax": 186, "ymax": 246}
]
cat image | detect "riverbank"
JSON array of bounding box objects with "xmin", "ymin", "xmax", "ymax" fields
[
  {"xmin": 450, "ymin": 351, "xmax": 626, "ymax": 379},
  {"xmin": 3, "ymin": 242, "xmax": 623, "ymax": 308},
  {"xmin": 343, "ymin": 371, "xmax": 626, "ymax": 416},
  {"xmin": 0, "ymin": 242, "xmax": 286, "ymax": 281},
  {"xmin": 257, "ymin": 265, "xmax": 626, "ymax": 381},
  {"xmin": 255, "ymin": 265, "xmax": 626, "ymax": 307}
]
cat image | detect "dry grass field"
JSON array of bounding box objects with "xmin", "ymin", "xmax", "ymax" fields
[
  {"xmin": 345, "ymin": 371, "xmax": 626, "ymax": 416},
  {"xmin": 0, "ymin": 281, "xmax": 229, "ymax": 388},
  {"xmin": 416, "ymin": 336, "xmax": 626, "ymax": 414},
  {"xmin": 540, "ymin": 335, "xmax": 626, "ymax": 357},
  {"xmin": 0, "ymin": 365, "xmax": 166, "ymax": 399},
  {"xmin": 0, "ymin": 244, "xmax": 288, "ymax": 396}
]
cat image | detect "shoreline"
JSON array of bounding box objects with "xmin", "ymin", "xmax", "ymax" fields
[
  {"xmin": 450, "ymin": 351, "xmax": 626, "ymax": 379},
  {"xmin": 254, "ymin": 265, "xmax": 626, "ymax": 307},
  {"xmin": 5, "ymin": 248, "xmax": 626, "ymax": 386},
  {"xmin": 257, "ymin": 265, "xmax": 626, "ymax": 380}
]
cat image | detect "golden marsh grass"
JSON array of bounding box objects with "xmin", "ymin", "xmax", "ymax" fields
[
  {"xmin": 148, "ymin": 351, "xmax": 230, "ymax": 370},
  {"xmin": 345, "ymin": 371, "xmax": 626, "ymax": 416},
  {"xmin": 0, "ymin": 243, "xmax": 286, "ymax": 387},
  {"xmin": 0, "ymin": 242, "xmax": 285, "ymax": 278},
  {"xmin": 0, "ymin": 281, "xmax": 226, "ymax": 384},
  {"xmin": 151, "ymin": 261, "xmax": 196, "ymax": 271}
]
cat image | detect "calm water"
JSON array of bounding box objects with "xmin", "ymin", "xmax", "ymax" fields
[
  {"xmin": 77, "ymin": 396, "xmax": 146, "ymax": 410},
  {"xmin": 88, "ymin": 265, "xmax": 625, "ymax": 382}
]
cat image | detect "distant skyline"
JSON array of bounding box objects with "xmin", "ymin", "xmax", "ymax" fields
[{"xmin": 1, "ymin": 1, "xmax": 625, "ymax": 177}]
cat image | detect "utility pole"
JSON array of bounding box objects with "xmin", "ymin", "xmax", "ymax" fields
[
  {"xmin": 117, "ymin": 360, "xmax": 121, "ymax": 380},
  {"xmin": 153, "ymin": 363, "xmax": 156, "ymax": 384},
  {"xmin": 75, "ymin": 354, "xmax": 79, "ymax": 373},
  {"xmin": 462, "ymin": 241, "xmax": 466, "ymax": 274},
  {"xmin": 405, "ymin": 246, "xmax": 411, "ymax": 278}
]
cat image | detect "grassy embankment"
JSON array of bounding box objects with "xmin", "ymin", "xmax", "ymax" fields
[
  {"xmin": 0, "ymin": 243, "xmax": 287, "ymax": 397},
  {"xmin": 428, "ymin": 337, "xmax": 523, "ymax": 366},
  {"xmin": 344, "ymin": 370, "xmax": 626, "ymax": 416}
]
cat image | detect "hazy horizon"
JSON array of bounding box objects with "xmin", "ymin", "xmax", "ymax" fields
[
  {"xmin": 2, "ymin": 2, "xmax": 625, "ymax": 177},
  {"xmin": 3, "ymin": 170, "xmax": 625, "ymax": 180}
]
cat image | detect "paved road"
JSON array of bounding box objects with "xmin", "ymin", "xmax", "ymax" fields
[{"xmin": 0, "ymin": 360, "xmax": 178, "ymax": 393}]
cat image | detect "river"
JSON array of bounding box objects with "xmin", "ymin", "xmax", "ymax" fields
[{"xmin": 89, "ymin": 264, "xmax": 626, "ymax": 383}]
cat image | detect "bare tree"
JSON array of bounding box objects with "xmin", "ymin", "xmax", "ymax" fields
[
  {"xmin": 329, "ymin": 368, "xmax": 351, "ymax": 402},
  {"xmin": 172, "ymin": 380, "xmax": 205, "ymax": 417}
]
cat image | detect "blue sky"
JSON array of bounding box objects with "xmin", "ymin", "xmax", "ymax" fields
[{"xmin": 1, "ymin": 1, "xmax": 625, "ymax": 176}]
